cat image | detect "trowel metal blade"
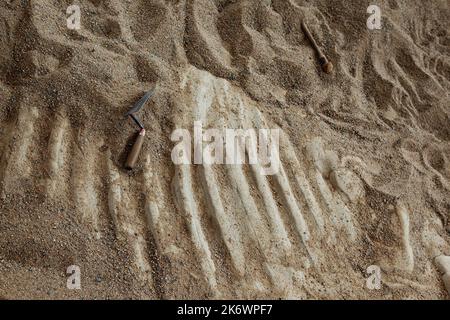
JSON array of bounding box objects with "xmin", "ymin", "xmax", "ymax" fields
[{"xmin": 125, "ymin": 89, "xmax": 154, "ymax": 116}]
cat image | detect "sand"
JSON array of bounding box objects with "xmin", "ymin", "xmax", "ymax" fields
[{"xmin": 0, "ymin": 0, "xmax": 449, "ymax": 299}]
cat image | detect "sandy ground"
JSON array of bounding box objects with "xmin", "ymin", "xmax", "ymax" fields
[{"xmin": 0, "ymin": 0, "xmax": 449, "ymax": 299}]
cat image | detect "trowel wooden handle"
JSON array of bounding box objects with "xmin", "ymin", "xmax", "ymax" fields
[{"xmin": 125, "ymin": 129, "xmax": 145, "ymax": 170}]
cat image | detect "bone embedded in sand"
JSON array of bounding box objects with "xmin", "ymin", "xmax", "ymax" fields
[
  {"xmin": 172, "ymin": 165, "xmax": 219, "ymax": 297},
  {"xmin": 47, "ymin": 116, "xmax": 67, "ymax": 177},
  {"xmin": 200, "ymin": 164, "xmax": 246, "ymax": 276},
  {"xmin": 144, "ymin": 201, "xmax": 160, "ymax": 244},
  {"xmin": 227, "ymin": 164, "xmax": 279, "ymax": 260},
  {"xmin": 434, "ymin": 255, "xmax": 450, "ymax": 295},
  {"xmin": 274, "ymin": 164, "xmax": 311, "ymax": 244},
  {"xmin": 305, "ymin": 138, "xmax": 356, "ymax": 240},
  {"xmin": 379, "ymin": 203, "xmax": 415, "ymax": 273},
  {"xmin": 0, "ymin": 106, "xmax": 39, "ymax": 194},
  {"xmin": 305, "ymin": 137, "xmax": 338, "ymax": 177},
  {"xmin": 142, "ymin": 162, "xmax": 188, "ymax": 284},
  {"xmin": 107, "ymin": 154, "xmax": 123, "ymax": 237},
  {"xmin": 107, "ymin": 154, "xmax": 153, "ymax": 286},
  {"xmin": 314, "ymin": 170, "xmax": 356, "ymax": 241},
  {"xmin": 329, "ymin": 168, "xmax": 365, "ymax": 203},
  {"xmin": 131, "ymin": 234, "xmax": 154, "ymax": 285},
  {"xmin": 143, "ymin": 155, "xmax": 168, "ymax": 255},
  {"xmin": 72, "ymin": 135, "xmax": 102, "ymax": 239},
  {"xmin": 143, "ymin": 157, "xmax": 160, "ymax": 216},
  {"xmin": 396, "ymin": 203, "xmax": 414, "ymax": 273},
  {"xmin": 280, "ymin": 136, "xmax": 325, "ymax": 233},
  {"xmin": 295, "ymin": 171, "xmax": 325, "ymax": 233},
  {"xmin": 249, "ymin": 162, "xmax": 293, "ymax": 255},
  {"xmin": 46, "ymin": 115, "xmax": 69, "ymax": 196},
  {"xmin": 435, "ymin": 255, "xmax": 450, "ymax": 274}
]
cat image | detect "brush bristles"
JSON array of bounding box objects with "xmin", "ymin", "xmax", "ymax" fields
[{"xmin": 322, "ymin": 62, "xmax": 333, "ymax": 74}]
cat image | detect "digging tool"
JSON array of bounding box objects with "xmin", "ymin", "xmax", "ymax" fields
[
  {"xmin": 124, "ymin": 89, "xmax": 154, "ymax": 170},
  {"xmin": 301, "ymin": 21, "xmax": 333, "ymax": 74}
]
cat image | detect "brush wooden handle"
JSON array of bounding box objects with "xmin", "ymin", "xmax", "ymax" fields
[
  {"xmin": 301, "ymin": 22, "xmax": 322, "ymax": 57},
  {"xmin": 301, "ymin": 21, "xmax": 333, "ymax": 74},
  {"xmin": 125, "ymin": 129, "xmax": 145, "ymax": 170}
]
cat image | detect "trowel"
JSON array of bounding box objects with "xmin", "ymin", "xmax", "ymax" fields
[{"xmin": 124, "ymin": 89, "xmax": 154, "ymax": 170}]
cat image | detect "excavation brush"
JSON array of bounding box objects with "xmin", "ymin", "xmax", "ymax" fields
[{"xmin": 124, "ymin": 89, "xmax": 154, "ymax": 170}]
